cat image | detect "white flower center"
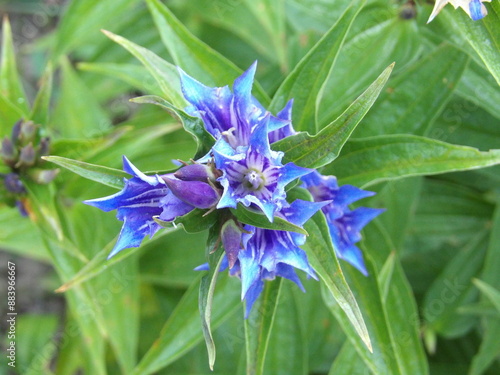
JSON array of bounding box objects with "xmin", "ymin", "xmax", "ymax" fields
[{"xmin": 243, "ymin": 170, "xmax": 264, "ymax": 190}]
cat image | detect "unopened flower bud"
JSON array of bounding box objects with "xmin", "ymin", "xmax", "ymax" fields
[
  {"xmin": 4, "ymin": 173, "xmax": 26, "ymax": 194},
  {"xmin": 174, "ymin": 163, "xmax": 216, "ymax": 182},
  {"xmin": 1, "ymin": 137, "xmax": 17, "ymax": 165},
  {"xmin": 30, "ymin": 168, "xmax": 59, "ymax": 184},
  {"xmin": 221, "ymin": 220, "xmax": 242, "ymax": 269},
  {"xmin": 162, "ymin": 177, "xmax": 220, "ymax": 209},
  {"xmin": 16, "ymin": 143, "xmax": 36, "ymax": 167},
  {"xmin": 19, "ymin": 121, "xmax": 37, "ymax": 144},
  {"xmin": 11, "ymin": 119, "xmax": 23, "ymax": 143},
  {"xmin": 37, "ymin": 137, "xmax": 51, "ymax": 157}
]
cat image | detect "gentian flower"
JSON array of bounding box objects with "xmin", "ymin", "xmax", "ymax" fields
[
  {"xmin": 198, "ymin": 199, "xmax": 328, "ymax": 316},
  {"xmin": 427, "ymin": 0, "xmax": 491, "ymax": 22},
  {"xmin": 180, "ymin": 62, "xmax": 309, "ymax": 222},
  {"xmin": 179, "ymin": 62, "xmax": 288, "ymax": 147},
  {"xmin": 213, "ymin": 116, "xmax": 310, "ymax": 221},
  {"xmin": 301, "ymin": 171, "xmax": 384, "ymax": 276},
  {"xmin": 85, "ymin": 157, "xmax": 220, "ymax": 258}
]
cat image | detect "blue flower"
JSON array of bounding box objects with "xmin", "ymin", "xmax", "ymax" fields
[
  {"xmin": 302, "ymin": 171, "xmax": 384, "ymax": 276},
  {"xmin": 85, "ymin": 157, "xmax": 208, "ymax": 258},
  {"xmin": 198, "ymin": 199, "xmax": 327, "ymax": 317},
  {"xmin": 213, "ymin": 117, "xmax": 310, "ymax": 221},
  {"xmin": 427, "ymin": 0, "xmax": 491, "ymax": 23},
  {"xmin": 179, "ymin": 62, "xmax": 289, "ymax": 148}
]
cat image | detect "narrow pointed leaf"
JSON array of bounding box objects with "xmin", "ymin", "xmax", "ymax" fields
[
  {"xmin": 244, "ymin": 279, "xmax": 282, "ymax": 375},
  {"xmin": 273, "ymin": 64, "xmax": 393, "ymax": 169},
  {"xmin": 473, "ymin": 279, "xmax": 500, "ymax": 313},
  {"xmin": 453, "ymin": 2, "xmax": 500, "ymax": 85},
  {"xmin": 199, "ymin": 244, "xmax": 225, "ymax": 370},
  {"xmin": 145, "ymin": 0, "xmax": 269, "ymax": 104},
  {"xmin": 328, "ymin": 135, "xmax": 500, "ymax": 187},
  {"xmin": 287, "ymin": 188, "xmax": 371, "ymax": 351},
  {"xmin": 131, "ymin": 95, "xmax": 215, "ymax": 159},
  {"xmin": 101, "ymin": 30, "xmax": 186, "ymax": 107},
  {"xmin": 230, "ymin": 205, "xmax": 308, "ymax": 235},
  {"xmin": 131, "ymin": 273, "xmax": 240, "ymax": 375},
  {"xmin": 29, "ymin": 63, "xmax": 53, "ymax": 125},
  {"xmin": 270, "ymin": 0, "xmax": 365, "ymax": 133},
  {"xmin": 0, "ymin": 16, "xmax": 30, "ymax": 114},
  {"xmin": 43, "ymin": 155, "xmax": 127, "ymax": 189}
]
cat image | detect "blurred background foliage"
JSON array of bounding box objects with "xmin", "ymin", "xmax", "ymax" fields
[{"xmin": 0, "ymin": 0, "xmax": 499, "ymax": 374}]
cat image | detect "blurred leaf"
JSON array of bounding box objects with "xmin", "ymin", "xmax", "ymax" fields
[
  {"xmin": 43, "ymin": 156, "xmax": 128, "ymax": 189},
  {"xmin": 16, "ymin": 314, "xmax": 59, "ymax": 375},
  {"xmin": 102, "ymin": 30, "xmax": 186, "ymax": 106},
  {"xmin": 329, "ymin": 342, "xmax": 369, "ymax": 375},
  {"xmin": 0, "ymin": 16, "xmax": 30, "ymax": 115},
  {"xmin": 146, "ymin": 0, "xmax": 270, "ymax": 104},
  {"xmin": 131, "ymin": 273, "xmax": 240, "ymax": 375},
  {"xmin": 329, "ymin": 135, "xmax": 500, "ymax": 187},
  {"xmin": 245, "ymin": 279, "xmax": 282, "ymax": 375},
  {"xmin": 51, "ymin": 58, "xmax": 110, "ymax": 139},
  {"xmin": 378, "ymin": 251, "xmax": 396, "ymax": 302},
  {"xmin": 357, "ymin": 44, "xmax": 468, "ymax": 137},
  {"xmin": 469, "ymin": 320, "xmax": 500, "ymax": 375},
  {"xmin": 273, "ymin": 64, "xmax": 393, "ymax": 169},
  {"xmin": 456, "ymin": 61, "xmax": 500, "ymax": 121},
  {"xmin": 452, "ymin": 2, "xmax": 500, "ymax": 85},
  {"xmin": 0, "ymin": 94, "xmax": 26, "ymax": 133},
  {"xmin": 270, "ymin": 0, "xmax": 365, "ymax": 133},
  {"xmin": 230, "ymin": 205, "xmax": 308, "ymax": 235},
  {"xmin": 131, "ymin": 95, "xmax": 215, "ymax": 159},
  {"xmin": 29, "ymin": 63, "xmax": 53, "ymax": 126},
  {"xmin": 473, "ymin": 279, "xmax": 500, "ymax": 313},
  {"xmin": 199, "ymin": 247, "xmax": 225, "ymax": 370},
  {"xmin": 51, "ymin": 0, "xmax": 141, "ymax": 59},
  {"xmin": 78, "ymin": 61, "xmax": 164, "ymax": 97},
  {"xmin": 423, "ymin": 231, "xmax": 488, "ymax": 337}
]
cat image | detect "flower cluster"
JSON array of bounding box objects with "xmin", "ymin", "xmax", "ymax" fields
[
  {"xmin": 428, "ymin": 0, "xmax": 491, "ymax": 22},
  {"xmin": 0, "ymin": 119, "xmax": 57, "ymax": 216},
  {"xmin": 86, "ymin": 63, "xmax": 382, "ymax": 314}
]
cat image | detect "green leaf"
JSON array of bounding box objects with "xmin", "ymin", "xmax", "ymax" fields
[
  {"xmin": 273, "ymin": 64, "xmax": 393, "ymax": 169},
  {"xmin": 260, "ymin": 282, "xmax": 306, "ymax": 375},
  {"xmin": 244, "ymin": 279, "xmax": 282, "ymax": 375},
  {"xmin": 357, "ymin": 44, "xmax": 469, "ymax": 137},
  {"xmin": 422, "ymin": 231, "xmax": 488, "ymax": 336},
  {"xmin": 230, "ymin": 205, "xmax": 308, "ymax": 235},
  {"xmin": 199, "ymin": 248, "xmax": 225, "ymax": 370},
  {"xmin": 288, "ymin": 188, "xmax": 371, "ymax": 352},
  {"xmin": 378, "ymin": 251, "xmax": 396, "ymax": 303},
  {"xmin": 101, "ymin": 30, "xmax": 186, "ymax": 107},
  {"xmin": 131, "ymin": 273, "xmax": 240, "ymax": 375},
  {"xmin": 270, "ymin": 0, "xmax": 365, "ymax": 133},
  {"xmin": 473, "ymin": 279, "xmax": 500, "ymax": 313},
  {"xmin": 0, "ymin": 16, "xmax": 30, "ymax": 115},
  {"xmin": 131, "ymin": 95, "xmax": 215, "ymax": 159},
  {"xmin": 329, "ymin": 342, "xmax": 369, "ymax": 375},
  {"xmin": 453, "ymin": 2, "xmax": 500, "ymax": 85},
  {"xmin": 0, "ymin": 93, "xmax": 27, "ymax": 134},
  {"xmin": 78, "ymin": 61, "xmax": 165, "ymax": 97},
  {"xmin": 328, "ymin": 135, "xmax": 500, "ymax": 187},
  {"xmin": 51, "ymin": 0, "xmax": 141, "ymax": 59},
  {"xmin": 153, "ymin": 208, "xmax": 218, "ymax": 234},
  {"xmin": 43, "ymin": 155, "xmax": 128, "ymax": 189},
  {"xmin": 29, "ymin": 63, "xmax": 53, "ymax": 125},
  {"xmin": 145, "ymin": 0, "xmax": 270, "ymax": 104},
  {"xmin": 51, "ymin": 58, "xmax": 110, "ymax": 138}
]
